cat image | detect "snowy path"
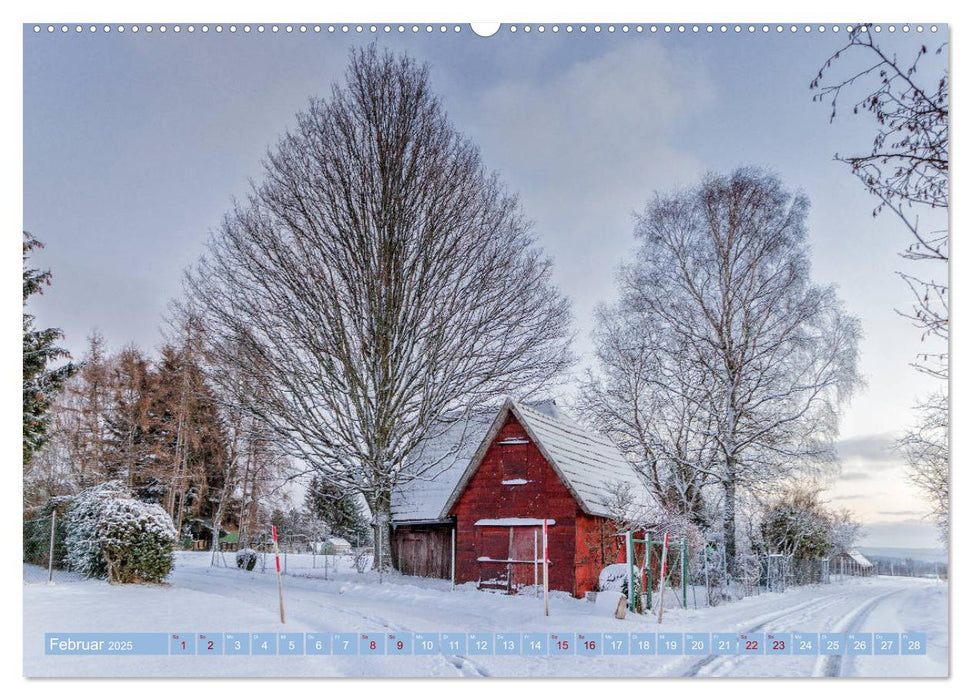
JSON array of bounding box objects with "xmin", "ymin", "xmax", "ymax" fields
[{"xmin": 23, "ymin": 553, "xmax": 948, "ymax": 677}]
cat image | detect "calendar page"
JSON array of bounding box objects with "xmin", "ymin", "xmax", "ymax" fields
[{"xmin": 21, "ymin": 14, "xmax": 949, "ymax": 681}]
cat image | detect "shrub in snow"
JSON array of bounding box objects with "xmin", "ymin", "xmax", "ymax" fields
[
  {"xmin": 599, "ymin": 563, "xmax": 643, "ymax": 612},
  {"xmin": 64, "ymin": 481, "xmax": 177, "ymax": 583},
  {"xmin": 236, "ymin": 548, "xmax": 259, "ymax": 571},
  {"xmin": 598, "ymin": 563, "xmax": 631, "ymax": 592}
]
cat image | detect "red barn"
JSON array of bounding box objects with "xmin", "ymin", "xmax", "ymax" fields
[{"xmin": 391, "ymin": 398, "xmax": 652, "ymax": 598}]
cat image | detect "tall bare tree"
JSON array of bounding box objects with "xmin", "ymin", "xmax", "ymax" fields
[
  {"xmin": 577, "ymin": 305, "xmax": 717, "ymax": 526},
  {"xmin": 187, "ymin": 46, "xmax": 573, "ymax": 566},
  {"xmin": 589, "ymin": 168, "xmax": 862, "ymax": 575},
  {"xmin": 812, "ymin": 25, "xmax": 948, "ymax": 378}
]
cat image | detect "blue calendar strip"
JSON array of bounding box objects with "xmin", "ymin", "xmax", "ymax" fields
[{"xmin": 44, "ymin": 632, "xmax": 928, "ymax": 656}]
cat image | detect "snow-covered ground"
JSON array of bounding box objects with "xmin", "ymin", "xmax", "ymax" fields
[{"xmin": 23, "ymin": 552, "xmax": 948, "ymax": 677}]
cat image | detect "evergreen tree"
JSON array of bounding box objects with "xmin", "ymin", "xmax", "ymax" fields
[
  {"xmin": 305, "ymin": 475, "xmax": 370, "ymax": 544},
  {"xmin": 23, "ymin": 232, "xmax": 76, "ymax": 466}
]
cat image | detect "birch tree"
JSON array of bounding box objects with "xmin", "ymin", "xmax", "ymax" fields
[
  {"xmin": 590, "ymin": 168, "xmax": 862, "ymax": 575},
  {"xmin": 187, "ymin": 46, "xmax": 573, "ymax": 567},
  {"xmin": 578, "ymin": 305, "xmax": 716, "ymax": 526}
]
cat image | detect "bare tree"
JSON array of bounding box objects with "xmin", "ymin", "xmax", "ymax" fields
[
  {"xmin": 577, "ymin": 305, "xmax": 717, "ymax": 526},
  {"xmin": 897, "ymin": 390, "xmax": 948, "ymax": 543},
  {"xmin": 812, "ymin": 25, "xmax": 948, "ymax": 379},
  {"xmin": 186, "ymin": 46, "xmax": 573, "ymax": 567},
  {"xmin": 592, "ymin": 168, "xmax": 862, "ymax": 575},
  {"xmin": 56, "ymin": 332, "xmax": 113, "ymax": 490},
  {"xmin": 197, "ymin": 338, "xmax": 291, "ymax": 562}
]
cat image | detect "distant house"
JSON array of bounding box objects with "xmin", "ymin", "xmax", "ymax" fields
[
  {"xmin": 218, "ymin": 530, "xmax": 240, "ymax": 552},
  {"xmin": 314, "ymin": 537, "xmax": 352, "ymax": 555},
  {"xmin": 390, "ymin": 398, "xmax": 652, "ymax": 598},
  {"xmin": 830, "ymin": 550, "xmax": 874, "ymax": 577},
  {"xmin": 186, "ymin": 518, "xmax": 229, "ymax": 551}
]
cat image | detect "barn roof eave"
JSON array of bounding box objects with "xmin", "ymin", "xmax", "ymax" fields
[{"xmin": 391, "ymin": 517, "xmax": 455, "ymax": 527}]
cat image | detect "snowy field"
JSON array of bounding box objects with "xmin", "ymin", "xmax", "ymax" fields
[{"xmin": 23, "ymin": 552, "xmax": 948, "ymax": 678}]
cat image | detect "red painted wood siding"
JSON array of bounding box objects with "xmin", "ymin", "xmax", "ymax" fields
[
  {"xmin": 575, "ymin": 512, "xmax": 624, "ymax": 597},
  {"xmin": 449, "ymin": 414, "xmax": 616, "ymax": 597}
]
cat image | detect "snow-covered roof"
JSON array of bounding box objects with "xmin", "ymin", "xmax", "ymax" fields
[
  {"xmin": 832, "ymin": 550, "xmax": 873, "ymax": 567},
  {"xmin": 326, "ymin": 537, "xmax": 351, "ymax": 547},
  {"xmin": 848, "ymin": 551, "xmax": 873, "ymax": 568},
  {"xmin": 440, "ymin": 398, "xmax": 653, "ymax": 520},
  {"xmin": 390, "ymin": 409, "xmax": 497, "ymax": 523}
]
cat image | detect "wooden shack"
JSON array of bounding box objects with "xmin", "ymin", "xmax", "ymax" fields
[
  {"xmin": 391, "ymin": 398, "xmax": 652, "ymax": 598},
  {"xmin": 830, "ymin": 550, "xmax": 875, "ymax": 577}
]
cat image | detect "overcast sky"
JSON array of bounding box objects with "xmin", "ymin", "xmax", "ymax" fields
[{"xmin": 23, "ymin": 24, "xmax": 948, "ymax": 549}]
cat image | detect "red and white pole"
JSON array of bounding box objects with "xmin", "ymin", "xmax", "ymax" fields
[{"xmin": 272, "ymin": 525, "xmax": 286, "ymax": 624}]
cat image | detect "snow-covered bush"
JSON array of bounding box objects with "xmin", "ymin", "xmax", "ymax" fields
[
  {"xmin": 598, "ymin": 563, "xmax": 632, "ymax": 592},
  {"xmin": 599, "ymin": 563, "xmax": 642, "ymax": 612},
  {"xmin": 64, "ymin": 481, "xmax": 177, "ymax": 583},
  {"xmin": 236, "ymin": 548, "xmax": 259, "ymax": 571}
]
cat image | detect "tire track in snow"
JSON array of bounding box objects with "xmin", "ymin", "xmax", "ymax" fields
[
  {"xmin": 174, "ymin": 566, "xmax": 492, "ymax": 677},
  {"xmin": 684, "ymin": 592, "xmax": 850, "ymax": 677},
  {"xmin": 815, "ymin": 588, "xmax": 905, "ymax": 678}
]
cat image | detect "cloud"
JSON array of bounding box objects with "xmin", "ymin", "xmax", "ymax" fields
[
  {"xmin": 835, "ymin": 433, "xmax": 899, "ymax": 466},
  {"xmin": 465, "ymin": 42, "xmax": 714, "ymax": 362},
  {"xmin": 839, "ymin": 471, "xmax": 872, "ymax": 481},
  {"xmin": 858, "ymin": 519, "xmax": 942, "ymax": 549},
  {"xmin": 877, "ymin": 510, "xmax": 924, "ymax": 516}
]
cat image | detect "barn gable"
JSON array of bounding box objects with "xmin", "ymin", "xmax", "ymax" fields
[
  {"xmin": 390, "ymin": 400, "xmax": 582, "ymax": 523},
  {"xmin": 441, "ymin": 398, "xmax": 650, "ymax": 520},
  {"xmin": 450, "ymin": 412, "xmax": 582, "ymax": 593}
]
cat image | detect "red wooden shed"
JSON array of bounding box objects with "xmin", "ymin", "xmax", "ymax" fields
[{"xmin": 390, "ymin": 398, "xmax": 652, "ymax": 598}]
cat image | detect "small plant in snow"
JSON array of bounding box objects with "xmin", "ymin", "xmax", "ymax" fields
[{"xmin": 64, "ymin": 481, "xmax": 177, "ymax": 583}]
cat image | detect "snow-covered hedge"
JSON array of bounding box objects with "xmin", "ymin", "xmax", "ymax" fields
[{"xmin": 64, "ymin": 481, "xmax": 178, "ymax": 583}]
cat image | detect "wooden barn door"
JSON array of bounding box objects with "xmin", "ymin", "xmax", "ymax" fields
[
  {"xmin": 474, "ymin": 526, "xmax": 509, "ymax": 590},
  {"xmin": 396, "ymin": 527, "xmax": 450, "ymax": 579},
  {"xmin": 475, "ymin": 525, "xmax": 548, "ymax": 593},
  {"xmin": 508, "ymin": 527, "xmax": 540, "ymax": 592}
]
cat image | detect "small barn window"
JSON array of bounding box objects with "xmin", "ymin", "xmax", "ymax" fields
[{"xmin": 501, "ymin": 443, "xmax": 528, "ymax": 480}]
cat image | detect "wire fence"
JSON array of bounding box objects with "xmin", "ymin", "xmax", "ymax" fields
[{"xmin": 682, "ymin": 546, "xmax": 835, "ymax": 608}]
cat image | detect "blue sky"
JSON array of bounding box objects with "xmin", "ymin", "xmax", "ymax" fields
[{"xmin": 22, "ymin": 24, "xmax": 948, "ymax": 548}]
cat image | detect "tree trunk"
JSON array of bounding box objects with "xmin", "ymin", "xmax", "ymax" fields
[
  {"xmin": 370, "ymin": 489, "xmax": 392, "ymax": 573},
  {"xmin": 723, "ymin": 474, "xmax": 737, "ymax": 578}
]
